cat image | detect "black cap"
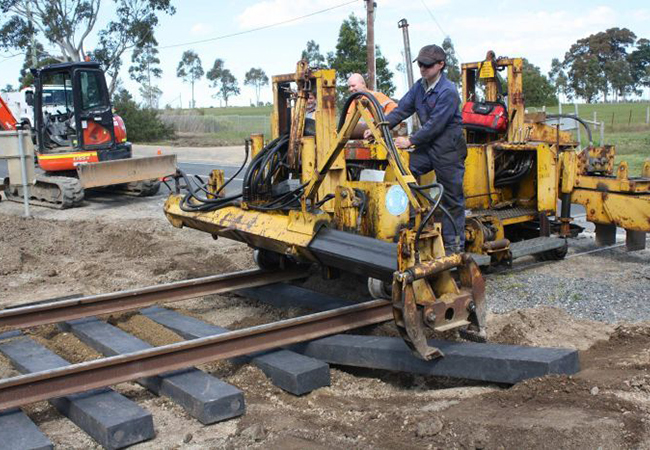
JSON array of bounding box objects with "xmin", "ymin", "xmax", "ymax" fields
[{"xmin": 413, "ymin": 44, "xmax": 446, "ymax": 65}]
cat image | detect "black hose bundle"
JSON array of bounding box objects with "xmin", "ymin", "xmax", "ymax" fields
[
  {"xmin": 177, "ymin": 142, "xmax": 250, "ymax": 212},
  {"xmin": 494, "ymin": 153, "xmax": 535, "ymax": 187},
  {"xmin": 242, "ymin": 135, "xmax": 289, "ymax": 203}
]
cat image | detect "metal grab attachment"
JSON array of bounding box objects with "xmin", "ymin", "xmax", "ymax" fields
[{"xmin": 392, "ymin": 254, "xmax": 487, "ymax": 361}]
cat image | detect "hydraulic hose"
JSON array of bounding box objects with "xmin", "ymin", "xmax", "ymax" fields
[{"xmin": 546, "ymin": 114, "xmax": 593, "ymax": 147}]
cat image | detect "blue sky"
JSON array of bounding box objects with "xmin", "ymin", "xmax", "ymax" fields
[{"xmin": 1, "ymin": 0, "xmax": 649, "ymax": 107}]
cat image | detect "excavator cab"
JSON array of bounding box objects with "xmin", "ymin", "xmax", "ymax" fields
[{"xmin": 32, "ymin": 62, "xmax": 130, "ymax": 170}]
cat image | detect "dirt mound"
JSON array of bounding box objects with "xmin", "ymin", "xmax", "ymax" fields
[
  {"xmin": 0, "ymin": 212, "xmax": 253, "ymax": 308},
  {"xmin": 488, "ymin": 306, "xmax": 613, "ymax": 349}
]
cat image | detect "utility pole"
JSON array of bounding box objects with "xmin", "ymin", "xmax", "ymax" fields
[
  {"xmin": 398, "ymin": 19, "xmax": 414, "ymax": 88},
  {"xmin": 26, "ymin": 2, "xmax": 37, "ymax": 68},
  {"xmin": 398, "ymin": 18, "xmax": 419, "ymax": 131},
  {"xmin": 366, "ymin": 0, "xmax": 376, "ymax": 90}
]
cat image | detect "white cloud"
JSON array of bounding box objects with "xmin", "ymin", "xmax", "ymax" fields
[
  {"xmin": 441, "ymin": 6, "xmax": 620, "ymax": 71},
  {"xmin": 190, "ymin": 23, "xmax": 214, "ymax": 36}
]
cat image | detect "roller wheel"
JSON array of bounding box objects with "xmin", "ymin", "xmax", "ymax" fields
[
  {"xmin": 535, "ymin": 242, "xmax": 568, "ymax": 261},
  {"xmin": 254, "ymin": 249, "xmax": 287, "ymax": 270},
  {"xmin": 367, "ymin": 277, "xmax": 392, "ymax": 299}
]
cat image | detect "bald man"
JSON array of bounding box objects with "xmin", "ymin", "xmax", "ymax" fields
[{"xmin": 347, "ymin": 73, "xmax": 397, "ymax": 114}]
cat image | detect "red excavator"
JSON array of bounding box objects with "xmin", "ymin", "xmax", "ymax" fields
[{"xmin": 1, "ymin": 61, "xmax": 176, "ymax": 208}]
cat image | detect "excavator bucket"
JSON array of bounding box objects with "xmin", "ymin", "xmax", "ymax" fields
[{"xmin": 76, "ymin": 155, "xmax": 177, "ymax": 188}]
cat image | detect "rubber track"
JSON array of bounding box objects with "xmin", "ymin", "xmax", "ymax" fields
[
  {"xmin": 3, "ymin": 175, "xmax": 84, "ymax": 209},
  {"xmin": 99, "ymin": 179, "xmax": 161, "ymax": 197}
]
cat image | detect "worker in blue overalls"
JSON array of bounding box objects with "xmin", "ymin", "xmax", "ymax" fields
[{"xmin": 367, "ymin": 44, "xmax": 466, "ymax": 254}]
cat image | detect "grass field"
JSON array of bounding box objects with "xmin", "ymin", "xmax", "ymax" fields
[
  {"xmin": 170, "ymin": 105, "xmax": 273, "ymax": 117},
  {"xmin": 544, "ymin": 102, "xmax": 650, "ymax": 128}
]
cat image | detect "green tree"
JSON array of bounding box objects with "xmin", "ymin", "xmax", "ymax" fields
[
  {"xmin": 629, "ymin": 38, "xmax": 650, "ymax": 92},
  {"xmin": 442, "ymin": 37, "xmax": 460, "ymax": 88},
  {"xmin": 217, "ymin": 70, "xmax": 239, "ymax": 107},
  {"xmin": 18, "ymin": 41, "xmax": 59, "ymax": 88},
  {"xmin": 605, "ymin": 58, "xmax": 634, "ymax": 100},
  {"xmin": 244, "ymin": 67, "xmax": 268, "ymax": 106},
  {"xmin": 548, "ymin": 57, "xmax": 571, "ymax": 101},
  {"xmin": 1, "ymin": 84, "xmax": 15, "ymax": 93},
  {"xmin": 1, "ymin": 0, "xmax": 175, "ymax": 95},
  {"xmin": 521, "ymin": 59, "xmax": 557, "ymax": 107},
  {"xmin": 562, "ymin": 27, "xmax": 637, "ymax": 102},
  {"xmin": 176, "ymin": 50, "xmax": 204, "ymax": 109},
  {"xmin": 206, "ymin": 59, "xmax": 239, "ymax": 107},
  {"xmin": 112, "ymin": 87, "xmax": 173, "ymax": 142},
  {"xmin": 327, "ymin": 13, "xmax": 395, "ymax": 102},
  {"xmin": 301, "ymin": 40, "xmax": 326, "ymax": 67},
  {"xmin": 129, "ymin": 43, "xmax": 162, "ymax": 108}
]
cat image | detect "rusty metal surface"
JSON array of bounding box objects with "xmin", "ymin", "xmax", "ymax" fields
[
  {"xmin": 77, "ymin": 155, "xmax": 177, "ymax": 188},
  {"xmin": 403, "ymin": 254, "xmax": 463, "ymax": 282},
  {"xmin": 0, "ymin": 299, "xmax": 392, "ymax": 410},
  {"xmin": 0, "ymin": 269, "xmax": 307, "ymax": 330}
]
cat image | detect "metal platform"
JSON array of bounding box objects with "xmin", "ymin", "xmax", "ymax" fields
[{"xmin": 469, "ymin": 207, "xmax": 538, "ymax": 221}]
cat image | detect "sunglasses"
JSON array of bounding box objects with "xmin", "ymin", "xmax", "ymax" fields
[{"xmin": 418, "ymin": 61, "xmax": 441, "ymax": 69}]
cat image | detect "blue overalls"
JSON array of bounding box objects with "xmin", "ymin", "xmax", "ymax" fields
[{"xmin": 385, "ymin": 73, "xmax": 467, "ymax": 251}]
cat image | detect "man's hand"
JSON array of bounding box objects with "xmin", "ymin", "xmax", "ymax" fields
[
  {"xmin": 363, "ymin": 129, "xmax": 373, "ymax": 140},
  {"xmin": 394, "ymin": 136, "xmax": 413, "ymax": 149}
]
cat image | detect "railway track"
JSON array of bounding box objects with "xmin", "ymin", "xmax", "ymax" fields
[
  {"xmin": 0, "ymin": 268, "xmax": 393, "ymax": 407},
  {"xmin": 0, "ymin": 269, "xmax": 395, "ymax": 448},
  {"xmin": 0, "ymin": 268, "xmax": 307, "ymax": 329},
  {"xmin": 0, "ymin": 299, "xmax": 392, "ymax": 410},
  {"xmin": 0, "ymin": 265, "xmax": 583, "ymax": 448}
]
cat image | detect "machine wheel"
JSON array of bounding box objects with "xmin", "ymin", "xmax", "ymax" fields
[
  {"xmin": 367, "ymin": 277, "xmax": 391, "ymax": 299},
  {"xmin": 535, "ymin": 242, "xmax": 568, "ymax": 261},
  {"xmin": 254, "ymin": 249, "xmax": 288, "ymax": 270}
]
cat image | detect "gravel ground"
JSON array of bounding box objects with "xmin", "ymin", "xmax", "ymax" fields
[{"xmin": 487, "ymin": 234, "xmax": 650, "ymax": 322}]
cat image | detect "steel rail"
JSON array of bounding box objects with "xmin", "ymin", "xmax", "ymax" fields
[
  {"xmin": 0, "ymin": 268, "xmax": 307, "ymax": 330},
  {"xmin": 0, "ymin": 299, "xmax": 392, "ymax": 410}
]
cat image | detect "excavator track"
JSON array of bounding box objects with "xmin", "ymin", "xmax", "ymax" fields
[
  {"xmin": 3, "ymin": 175, "xmax": 84, "ymax": 209},
  {"xmin": 97, "ymin": 179, "xmax": 161, "ymax": 197}
]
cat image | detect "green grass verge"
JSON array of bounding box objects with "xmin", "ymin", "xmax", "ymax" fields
[
  {"xmin": 608, "ymin": 130, "xmax": 650, "ymax": 175},
  {"xmin": 544, "ymin": 102, "xmax": 650, "ymax": 128},
  {"xmin": 169, "ymin": 105, "xmax": 274, "ymax": 117}
]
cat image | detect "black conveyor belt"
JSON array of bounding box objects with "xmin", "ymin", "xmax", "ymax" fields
[{"xmin": 308, "ymin": 228, "xmax": 397, "ymax": 281}]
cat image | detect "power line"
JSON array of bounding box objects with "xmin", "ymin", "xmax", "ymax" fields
[
  {"xmin": 0, "ymin": 53, "xmax": 24, "ymax": 63},
  {"xmin": 419, "ymin": 0, "xmax": 447, "ymax": 38},
  {"xmin": 418, "ymin": 0, "xmax": 463, "ymax": 63},
  {"xmin": 160, "ymin": 0, "xmax": 360, "ymax": 50}
]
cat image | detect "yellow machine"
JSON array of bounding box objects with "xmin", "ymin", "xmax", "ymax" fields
[
  {"xmin": 164, "ymin": 61, "xmax": 487, "ymax": 360},
  {"xmin": 164, "ymin": 55, "xmax": 649, "ymax": 359},
  {"xmin": 460, "ymin": 54, "xmax": 649, "ymax": 264}
]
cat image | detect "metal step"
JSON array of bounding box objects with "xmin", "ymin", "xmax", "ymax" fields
[{"xmin": 510, "ymin": 236, "xmax": 567, "ymax": 259}]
